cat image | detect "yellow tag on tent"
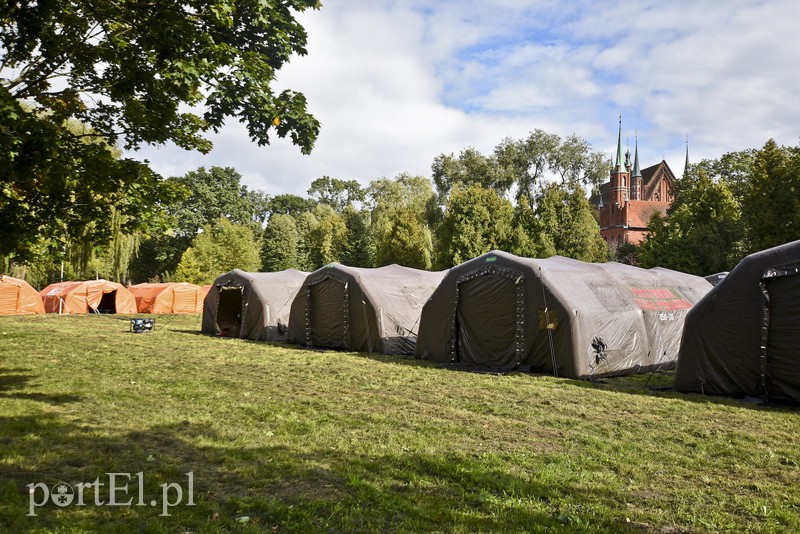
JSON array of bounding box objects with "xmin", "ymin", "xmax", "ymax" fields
[{"xmin": 538, "ymin": 309, "xmax": 558, "ymax": 330}]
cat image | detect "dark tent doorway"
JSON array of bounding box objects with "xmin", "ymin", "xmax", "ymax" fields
[
  {"xmin": 95, "ymin": 290, "xmax": 117, "ymax": 314},
  {"xmin": 456, "ymin": 273, "xmax": 521, "ymax": 368},
  {"xmin": 216, "ymin": 287, "xmax": 243, "ymax": 337},
  {"xmin": 309, "ymin": 278, "xmax": 348, "ymax": 349},
  {"xmin": 763, "ymin": 273, "xmax": 800, "ymax": 401}
]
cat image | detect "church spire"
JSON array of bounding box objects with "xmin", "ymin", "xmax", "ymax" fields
[
  {"xmin": 632, "ymin": 134, "xmax": 641, "ymax": 178},
  {"xmin": 615, "ymin": 116, "xmax": 624, "ymax": 170},
  {"xmin": 683, "ymin": 134, "xmax": 689, "ymax": 178}
]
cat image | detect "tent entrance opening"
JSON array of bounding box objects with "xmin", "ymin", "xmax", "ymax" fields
[
  {"xmin": 217, "ymin": 287, "xmax": 243, "ymax": 337},
  {"xmin": 456, "ymin": 274, "xmax": 520, "ymax": 368},
  {"xmin": 95, "ymin": 291, "xmax": 117, "ymax": 313},
  {"xmin": 310, "ymin": 278, "xmax": 347, "ymax": 348},
  {"xmin": 764, "ymin": 273, "xmax": 800, "ymax": 401}
]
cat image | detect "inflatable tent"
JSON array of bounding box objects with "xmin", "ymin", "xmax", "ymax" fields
[
  {"xmin": 0, "ymin": 275, "xmax": 44, "ymax": 315},
  {"xmin": 40, "ymin": 280, "xmax": 137, "ymax": 314},
  {"xmin": 415, "ymin": 251, "xmax": 712, "ymax": 378},
  {"xmin": 675, "ymin": 240, "xmax": 800, "ymax": 402},
  {"xmin": 202, "ymin": 269, "xmax": 307, "ymax": 341},
  {"xmin": 130, "ymin": 282, "xmax": 205, "ymax": 314},
  {"xmin": 287, "ymin": 264, "xmax": 447, "ymax": 355}
]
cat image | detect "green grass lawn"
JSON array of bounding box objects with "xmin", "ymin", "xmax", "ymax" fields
[{"xmin": 0, "ymin": 314, "xmax": 798, "ymax": 533}]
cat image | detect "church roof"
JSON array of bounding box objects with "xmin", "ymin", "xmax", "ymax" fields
[
  {"xmin": 590, "ymin": 159, "xmax": 676, "ymax": 209},
  {"xmin": 625, "ymin": 200, "xmax": 671, "ymax": 229}
]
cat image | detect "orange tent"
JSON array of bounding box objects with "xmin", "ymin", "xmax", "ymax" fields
[
  {"xmin": 0, "ymin": 275, "xmax": 45, "ymax": 315},
  {"xmin": 130, "ymin": 282, "xmax": 205, "ymax": 314},
  {"xmin": 40, "ymin": 280, "xmax": 137, "ymax": 314}
]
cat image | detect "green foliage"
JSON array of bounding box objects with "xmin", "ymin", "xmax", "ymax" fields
[
  {"xmin": 446, "ymin": 129, "xmax": 609, "ymax": 208},
  {"xmin": 307, "ymin": 176, "xmax": 365, "ymax": 212},
  {"xmin": 268, "ymin": 194, "xmax": 317, "ymax": 217},
  {"xmin": 341, "ymin": 206, "xmax": 375, "ymax": 268},
  {"xmin": 174, "ymin": 218, "xmax": 260, "ymax": 284},
  {"xmin": 638, "ymin": 170, "xmax": 742, "ymax": 275},
  {"xmin": 1, "ymin": 0, "xmax": 320, "ymax": 153},
  {"xmin": 0, "ymin": 94, "xmax": 174, "ymax": 262},
  {"xmin": 1, "ymin": 0, "xmax": 320, "ymax": 263},
  {"xmin": 432, "ymin": 148, "xmax": 512, "ymax": 202},
  {"xmin": 132, "ymin": 166, "xmax": 269, "ymax": 280},
  {"xmin": 609, "ymin": 241, "xmax": 641, "ymax": 266},
  {"xmin": 376, "ymin": 207, "xmax": 432, "ymax": 269},
  {"xmin": 169, "ymin": 166, "xmax": 270, "ymax": 239},
  {"xmin": 737, "ymin": 140, "xmax": 800, "ymax": 253},
  {"xmin": 511, "ymin": 196, "xmax": 557, "ymax": 259},
  {"xmin": 436, "ymin": 183, "xmax": 514, "ymax": 268},
  {"xmin": 368, "ymin": 173, "xmax": 435, "ymax": 269},
  {"xmin": 534, "ymin": 183, "xmax": 607, "ymax": 262},
  {"xmin": 307, "ymin": 205, "xmax": 348, "ymax": 268},
  {"xmin": 294, "ymin": 211, "xmax": 320, "ymax": 272},
  {"xmin": 260, "ymin": 214, "xmax": 299, "ymax": 272}
]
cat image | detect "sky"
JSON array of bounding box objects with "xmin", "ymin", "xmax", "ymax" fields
[{"xmin": 131, "ymin": 0, "xmax": 800, "ymax": 196}]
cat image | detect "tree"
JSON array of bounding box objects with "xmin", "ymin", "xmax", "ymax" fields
[
  {"xmin": 260, "ymin": 214, "xmax": 299, "ymax": 272},
  {"xmin": 0, "ymin": 104, "xmax": 174, "ymax": 261},
  {"xmin": 174, "ymin": 218, "xmax": 260, "ymax": 284},
  {"xmin": 130, "ymin": 166, "xmax": 269, "ymax": 280},
  {"xmin": 509, "ymin": 195, "xmax": 556, "ymax": 259},
  {"xmin": 307, "ymin": 176, "xmax": 365, "ymax": 212},
  {"xmin": 1, "ymin": 0, "xmax": 320, "ymax": 153},
  {"xmin": 431, "ymin": 148, "xmax": 513, "ymax": 202},
  {"xmin": 638, "ymin": 169, "xmax": 742, "ymax": 275},
  {"xmin": 1, "ymin": 0, "xmax": 320, "ymax": 260},
  {"xmin": 169, "ymin": 167, "xmax": 270, "ymax": 240},
  {"xmin": 367, "ymin": 173, "xmax": 435, "ymax": 268},
  {"xmin": 535, "ymin": 182, "xmax": 607, "ymax": 262},
  {"xmin": 294, "ymin": 211, "xmax": 319, "ymax": 272},
  {"xmin": 267, "ymin": 194, "xmax": 317, "ymax": 218},
  {"xmin": 376, "ymin": 207, "xmax": 432, "ymax": 269},
  {"xmin": 737, "ymin": 140, "xmax": 800, "ymax": 254},
  {"xmin": 436, "ymin": 184, "xmax": 514, "ymax": 268},
  {"xmin": 494, "ymin": 130, "xmax": 608, "ymax": 208},
  {"xmin": 495, "ymin": 130, "xmax": 559, "ymax": 204},
  {"xmin": 341, "ymin": 206, "xmax": 375, "ymax": 268},
  {"xmin": 306, "ymin": 205, "xmax": 348, "ymax": 268}
]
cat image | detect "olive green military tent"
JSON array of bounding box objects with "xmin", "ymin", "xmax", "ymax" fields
[
  {"xmin": 415, "ymin": 251, "xmax": 711, "ymax": 378},
  {"xmin": 287, "ymin": 264, "xmax": 447, "ymax": 355},
  {"xmin": 202, "ymin": 269, "xmax": 307, "ymax": 341},
  {"xmin": 675, "ymin": 240, "xmax": 800, "ymax": 402}
]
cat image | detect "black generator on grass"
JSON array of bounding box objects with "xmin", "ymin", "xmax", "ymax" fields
[{"xmin": 130, "ymin": 318, "xmax": 155, "ymax": 333}]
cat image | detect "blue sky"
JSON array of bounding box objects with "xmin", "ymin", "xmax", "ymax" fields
[{"xmin": 132, "ymin": 0, "xmax": 800, "ymax": 196}]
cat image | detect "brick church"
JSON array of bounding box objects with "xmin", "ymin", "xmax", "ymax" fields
[{"xmin": 592, "ymin": 119, "xmax": 683, "ymax": 247}]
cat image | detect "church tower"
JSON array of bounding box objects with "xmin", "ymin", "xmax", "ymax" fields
[
  {"xmin": 631, "ymin": 136, "xmax": 642, "ymax": 200},
  {"xmin": 594, "ymin": 117, "xmax": 677, "ymax": 247},
  {"xmin": 609, "ymin": 117, "xmax": 630, "ymax": 205}
]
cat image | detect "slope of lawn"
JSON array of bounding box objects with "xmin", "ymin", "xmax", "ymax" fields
[{"xmin": 0, "ymin": 314, "xmax": 798, "ymax": 533}]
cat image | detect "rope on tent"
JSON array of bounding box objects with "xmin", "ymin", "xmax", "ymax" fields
[
  {"xmin": 361, "ymin": 299, "xmax": 373, "ymax": 354},
  {"xmin": 406, "ymin": 314, "xmax": 422, "ymax": 338},
  {"xmin": 539, "ymin": 268, "xmax": 558, "ymax": 378}
]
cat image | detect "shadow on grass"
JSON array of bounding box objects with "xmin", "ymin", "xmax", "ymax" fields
[
  {"xmin": 0, "ymin": 368, "xmax": 82, "ymax": 405},
  {"xmin": 586, "ymin": 369, "xmax": 800, "ymax": 412},
  {"xmin": 0, "ymin": 414, "xmax": 644, "ymax": 533}
]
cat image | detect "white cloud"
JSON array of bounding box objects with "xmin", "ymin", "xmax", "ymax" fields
[{"xmin": 130, "ymin": 0, "xmax": 800, "ymax": 196}]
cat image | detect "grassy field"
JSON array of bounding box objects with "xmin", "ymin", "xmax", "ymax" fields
[{"xmin": 0, "ymin": 314, "xmax": 798, "ymax": 533}]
